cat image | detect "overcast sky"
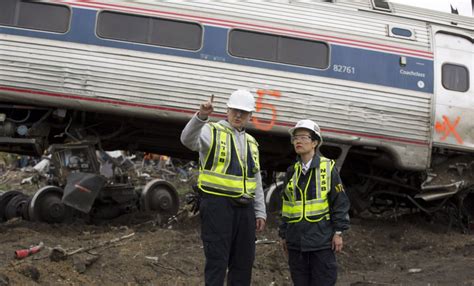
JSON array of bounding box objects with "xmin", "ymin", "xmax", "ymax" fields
[{"xmin": 390, "ymin": 0, "xmax": 473, "ymax": 16}]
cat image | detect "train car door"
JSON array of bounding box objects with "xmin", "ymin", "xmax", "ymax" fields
[{"xmin": 433, "ymin": 31, "xmax": 473, "ymax": 150}]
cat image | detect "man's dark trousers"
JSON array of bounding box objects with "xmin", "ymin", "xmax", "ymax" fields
[{"xmin": 200, "ymin": 195, "xmax": 256, "ymax": 286}]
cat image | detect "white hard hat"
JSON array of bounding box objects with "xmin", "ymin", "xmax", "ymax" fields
[
  {"xmin": 288, "ymin": 119, "xmax": 323, "ymax": 143},
  {"xmin": 226, "ymin": 89, "xmax": 255, "ymax": 112}
]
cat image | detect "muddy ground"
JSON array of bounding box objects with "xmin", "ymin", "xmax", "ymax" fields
[{"xmin": 0, "ymin": 170, "xmax": 474, "ymax": 285}]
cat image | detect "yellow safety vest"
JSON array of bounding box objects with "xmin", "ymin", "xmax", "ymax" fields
[
  {"xmin": 282, "ymin": 157, "xmax": 335, "ymax": 223},
  {"xmin": 198, "ymin": 123, "xmax": 260, "ymax": 198}
]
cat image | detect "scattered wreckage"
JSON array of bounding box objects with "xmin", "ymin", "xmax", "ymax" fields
[{"xmin": 0, "ymin": 142, "xmax": 180, "ymax": 223}]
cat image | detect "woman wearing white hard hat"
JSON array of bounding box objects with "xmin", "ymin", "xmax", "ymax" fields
[
  {"xmin": 279, "ymin": 119, "xmax": 350, "ymax": 286},
  {"xmin": 180, "ymin": 89, "xmax": 266, "ymax": 286}
]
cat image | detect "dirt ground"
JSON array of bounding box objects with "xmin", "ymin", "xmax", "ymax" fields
[{"xmin": 1, "ymin": 170, "xmax": 474, "ymax": 285}]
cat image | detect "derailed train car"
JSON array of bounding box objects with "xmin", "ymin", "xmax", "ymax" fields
[{"xmin": 0, "ymin": 0, "xmax": 473, "ymax": 225}]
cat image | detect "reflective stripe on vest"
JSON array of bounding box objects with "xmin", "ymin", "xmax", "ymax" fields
[
  {"xmin": 198, "ymin": 123, "xmax": 260, "ymax": 198},
  {"xmin": 282, "ymin": 157, "xmax": 334, "ymax": 223}
]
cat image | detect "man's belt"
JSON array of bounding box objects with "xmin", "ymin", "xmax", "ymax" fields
[{"xmin": 232, "ymin": 196, "xmax": 253, "ymax": 206}]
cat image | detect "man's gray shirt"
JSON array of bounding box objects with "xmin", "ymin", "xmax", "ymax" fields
[{"xmin": 180, "ymin": 113, "xmax": 267, "ymax": 220}]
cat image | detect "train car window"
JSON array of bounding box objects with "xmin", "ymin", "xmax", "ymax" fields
[
  {"xmin": 150, "ymin": 18, "xmax": 202, "ymax": 50},
  {"xmin": 229, "ymin": 30, "xmax": 329, "ymax": 69},
  {"xmin": 371, "ymin": 0, "xmax": 392, "ymax": 12},
  {"xmin": 278, "ymin": 36, "xmax": 329, "ymax": 69},
  {"xmin": 229, "ymin": 30, "xmax": 277, "ymax": 62},
  {"xmin": 442, "ymin": 64, "xmax": 469, "ymax": 92},
  {"xmin": 97, "ymin": 12, "xmax": 149, "ymax": 43},
  {"xmin": 0, "ymin": 0, "xmax": 70, "ymax": 33},
  {"xmin": 98, "ymin": 11, "xmax": 202, "ymax": 51},
  {"xmin": 391, "ymin": 28, "xmax": 412, "ymax": 37},
  {"xmin": 389, "ymin": 26, "xmax": 415, "ymax": 40},
  {"xmin": 0, "ymin": 0, "xmax": 16, "ymax": 25}
]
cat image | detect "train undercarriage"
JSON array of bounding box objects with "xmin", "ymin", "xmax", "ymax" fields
[
  {"xmin": 1, "ymin": 103, "xmax": 474, "ymax": 231},
  {"xmin": 0, "ymin": 104, "xmax": 182, "ymax": 223},
  {"xmin": 340, "ymin": 149, "xmax": 474, "ymax": 232},
  {"xmin": 0, "ymin": 140, "xmax": 180, "ymax": 224}
]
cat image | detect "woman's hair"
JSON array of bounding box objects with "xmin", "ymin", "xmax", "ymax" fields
[{"xmin": 311, "ymin": 132, "xmax": 321, "ymax": 142}]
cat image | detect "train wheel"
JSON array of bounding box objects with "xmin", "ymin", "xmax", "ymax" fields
[
  {"xmin": 0, "ymin": 190, "xmax": 24, "ymax": 222},
  {"xmin": 4, "ymin": 193, "xmax": 29, "ymax": 220},
  {"xmin": 141, "ymin": 179, "xmax": 179, "ymax": 216},
  {"xmin": 21, "ymin": 196, "xmax": 32, "ymax": 220},
  {"xmin": 29, "ymin": 186, "xmax": 72, "ymax": 223}
]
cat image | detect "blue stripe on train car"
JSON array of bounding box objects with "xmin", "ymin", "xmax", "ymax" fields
[{"xmin": 0, "ymin": 7, "xmax": 434, "ymax": 93}]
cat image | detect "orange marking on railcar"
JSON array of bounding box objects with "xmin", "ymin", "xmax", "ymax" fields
[
  {"xmin": 435, "ymin": 121, "xmax": 445, "ymax": 133},
  {"xmin": 252, "ymin": 89, "xmax": 281, "ymax": 131},
  {"xmin": 435, "ymin": 116, "xmax": 463, "ymax": 144}
]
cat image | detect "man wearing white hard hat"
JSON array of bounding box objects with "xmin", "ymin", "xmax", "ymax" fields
[
  {"xmin": 181, "ymin": 89, "xmax": 266, "ymax": 286},
  {"xmin": 279, "ymin": 119, "xmax": 350, "ymax": 286}
]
